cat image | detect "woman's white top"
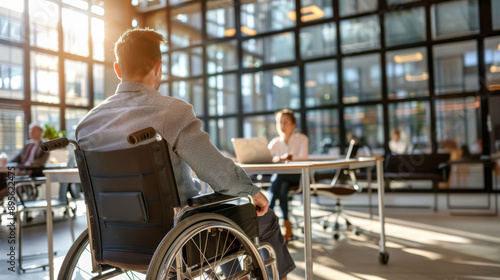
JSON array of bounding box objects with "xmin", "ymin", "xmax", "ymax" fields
[{"xmin": 268, "ymin": 132, "xmax": 309, "ymax": 161}]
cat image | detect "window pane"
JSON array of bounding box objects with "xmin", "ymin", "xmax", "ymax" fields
[
  {"xmin": 65, "ymin": 60, "xmax": 88, "ymax": 106},
  {"xmin": 32, "ymin": 105, "xmax": 60, "ymax": 131},
  {"xmin": 300, "ymin": 23, "xmax": 336, "ymax": 59},
  {"xmin": 240, "ymin": 0, "xmax": 295, "ymax": 36},
  {"xmin": 29, "ymin": 0, "xmax": 59, "ymax": 51},
  {"xmin": 0, "ymin": 0, "xmax": 24, "ymax": 42},
  {"xmin": 208, "ymin": 74, "xmax": 237, "ymax": 116},
  {"xmin": 0, "ymin": 44, "xmax": 23, "ymax": 100},
  {"xmin": 145, "ymin": 10, "xmax": 168, "ymax": 52},
  {"xmin": 242, "ymin": 32, "xmax": 295, "ymax": 68},
  {"xmin": 340, "ymin": 15, "xmax": 380, "ymax": 53},
  {"xmin": 206, "ymin": 0, "xmax": 235, "ymax": 39},
  {"xmin": 343, "ymin": 105, "xmax": 384, "ymax": 155},
  {"xmin": 241, "ymin": 67, "xmax": 300, "ymax": 113},
  {"xmin": 158, "ymin": 82, "xmax": 169, "ymax": 97},
  {"xmin": 171, "ymin": 47, "xmax": 203, "ymax": 78},
  {"xmin": 93, "ymin": 63, "xmax": 105, "ymax": 105},
  {"xmin": 385, "ymin": 7, "xmax": 425, "ymax": 47},
  {"xmin": 386, "ymin": 47, "xmax": 429, "ymax": 99},
  {"xmin": 300, "ymin": 0, "xmax": 333, "ymax": 22},
  {"xmin": 339, "ymin": 0, "xmax": 377, "ymax": 17},
  {"xmin": 431, "ymin": 0, "xmax": 479, "ymax": 39},
  {"xmin": 485, "ymin": 36, "xmax": 500, "ymax": 91},
  {"xmin": 342, "ymin": 54, "xmax": 381, "ymax": 103},
  {"xmin": 305, "ymin": 59, "xmax": 338, "ymax": 107},
  {"xmin": 90, "ymin": 0, "xmax": 104, "ymax": 15},
  {"xmin": 0, "ymin": 108, "xmax": 24, "ymax": 158},
  {"xmin": 62, "ymin": 8, "xmax": 89, "ymax": 56},
  {"xmin": 494, "ymin": 0, "xmax": 500, "ymax": 30},
  {"xmin": 91, "ymin": 18, "xmax": 105, "ymax": 61},
  {"xmin": 433, "ymin": 41, "xmax": 478, "ymax": 95},
  {"xmin": 170, "ymin": 2, "xmax": 201, "ymax": 49},
  {"xmin": 171, "ymin": 79, "xmax": 204, "ymax": 116},
  {"xmin": 31, "ymin": 51, "xmax": 59, "ymax": 103},
  {"xmin": 207, "ymin": 40, "xmax": 238, "ymax": 74},
  {"xmin": 307, "ymin": 109, "xmax": 339, "ymax": 155},
  {"xmin": 436, "ymin": 97, "xmax": 481, "ymax": 154},
  {"xmin": 387, "ymin": 0, "xmax": 420, "ymax": 4},
  {"xmin": 65, "ymin": 108, "xmax": 87, "ymax": 139},
  {"xmin": 388, "ymin": 101, "xmax": 431, "ymax": 154},
  {"xmin": 209, "ymin": 117, "xmax": 238, "ymax": 154},
  {"xmin": 243, "ymin": 114, "xmax": 281, "ymax": 139}
]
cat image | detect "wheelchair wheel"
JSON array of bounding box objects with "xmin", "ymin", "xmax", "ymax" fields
[
  {"xmin": 58, "ymin": 229, "xmax": 146, "ymax": 280},
  {"xmin": 147, "ymin": 213, "xmax": 267, "ymax": 280}
]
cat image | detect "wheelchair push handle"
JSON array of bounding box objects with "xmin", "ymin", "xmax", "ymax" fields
[
  {"xmin": 41, "ymin": 138, "xmax": 70, "ymax": 152},
  {"xmin": 127, "ymin": 127, "xmax": 160, "ymax": 145}
]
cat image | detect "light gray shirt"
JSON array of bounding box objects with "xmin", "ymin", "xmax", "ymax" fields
[{"xmin": 76, "ymin": 82, "xmax": 260, "ymax": 205}]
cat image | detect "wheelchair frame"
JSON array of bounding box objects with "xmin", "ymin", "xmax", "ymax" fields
[{"xmin": 42, "ymin": 128, "xmax": 279, "ymax": 280}]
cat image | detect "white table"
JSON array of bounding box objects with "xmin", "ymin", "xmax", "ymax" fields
[
  {"xmin": 238, "ymin": 157, "xmax": 387, "ymax": 280},
  {"xmin": 43, "ymin": 168, "xmax": 80, "ymax": 280},
  {"xmin": 42, "ymin": 158, "xmax": 387, "ymax": 280}
]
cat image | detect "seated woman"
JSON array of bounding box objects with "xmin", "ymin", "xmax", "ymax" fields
[{"xmin": 268, "ymin": 109, "xmax": 308, "ymax": 241}]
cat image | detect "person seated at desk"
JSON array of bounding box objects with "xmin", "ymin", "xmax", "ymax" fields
[
  {"xmin": 75, "ymin": 28, "xmax": 295, "ymax": 280},
  {"xmin": 389, "ymin": 128, "xmax": 408, "ymax": 155},
  {"xmin": 9, "ymin": 122, "xmax": 50, "ymax": 177},
  {"xmin": 268, "ymin": 109, "xmax": 309, "ymax": 242}
]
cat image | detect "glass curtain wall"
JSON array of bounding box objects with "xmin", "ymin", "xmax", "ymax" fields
[
  {"xmin": 0, "ymin": 0, "xmax": 106, "ymax": 157},
  {"xmin": 140, "ymin": 0, "xmax": 499, "ymax": 158}
]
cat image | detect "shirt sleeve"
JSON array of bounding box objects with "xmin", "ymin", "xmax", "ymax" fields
[{"xmin": 165, "ymin": 100, "xmax": 260, "ymax": 197}]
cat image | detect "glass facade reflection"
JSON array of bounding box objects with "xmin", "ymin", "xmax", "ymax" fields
[
  {"xmin": 241, "ymin": 67, "xmax": 300, "ymax": 113},
  {"xmin": 386, "ymin": 47, "xmax": 429, "ymax": 99},
  {"xmin": 0, "ymin": 0, "xmax": 104, "ymax": 156},
  {"xmin": 136, "ymin": 0, "xmax": 497, "ymax": 159}
]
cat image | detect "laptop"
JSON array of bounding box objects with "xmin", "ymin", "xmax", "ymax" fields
[{"xmin": 231, "ymin": 137, "xmax": 273, "ymax": 164}]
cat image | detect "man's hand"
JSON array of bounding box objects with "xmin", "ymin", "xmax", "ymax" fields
[{"xmin": 252, "ymin": 191, "xmax": 269, "ymax": 216}]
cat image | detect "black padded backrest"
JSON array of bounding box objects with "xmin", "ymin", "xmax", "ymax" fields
[
  {"xmin": 385, "ymin": 153, "xmax": 450, "ymax": 174},
  {"xmin": 75, "ymin": 139, "xmax": 180, "ymax": 271}
]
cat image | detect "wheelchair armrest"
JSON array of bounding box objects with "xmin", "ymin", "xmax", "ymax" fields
[{"xmin": 187, "ymin": 193, "xmax": 240, "ymax": 208}]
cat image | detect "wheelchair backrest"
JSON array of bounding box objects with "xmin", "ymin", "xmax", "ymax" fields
[{"xmin": 75, "ymin": 138, "xmax": 180, "ymax": 271}]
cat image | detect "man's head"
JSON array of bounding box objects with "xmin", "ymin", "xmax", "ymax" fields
[
  {"xmin": 114, "ymin": 28, "xmax": 166, "ymax": 87},
  {"xmin": 29, "ymin": 123, "xmax": 44, "ymax": 141}
]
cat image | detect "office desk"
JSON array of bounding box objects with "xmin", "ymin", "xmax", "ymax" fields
[
  {"xmin": 238, "ymin": 157, "xmax": 388, "ymax": 280},
  {"xmin": 43, "ymin": 168, "xmax": 79, "ymax": 280}
]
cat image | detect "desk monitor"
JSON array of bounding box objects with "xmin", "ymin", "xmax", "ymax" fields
[{"xmin": 231, "ymin": 137, "xmax": 273, "ymax": 164}]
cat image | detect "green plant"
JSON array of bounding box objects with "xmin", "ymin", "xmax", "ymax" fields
[{"xmin": 43, "ymin": 124, "xmax": 66, "ymax": 140}]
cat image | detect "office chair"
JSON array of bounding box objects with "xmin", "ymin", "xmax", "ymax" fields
[
  {"xmin": 310, "ymin": 139, "xmax": 362, "ymax": 240},
  {"xmin": 42, "ymin": 127, "xmax": 279, "ymax": 280}
]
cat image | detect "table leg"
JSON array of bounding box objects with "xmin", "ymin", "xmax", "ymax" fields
[
  {"xmin": 46, "ymin": 175, "xmax": 54, "ymax": 280},
  {"xmin": 376, "ymin": 160, "xmax": 389, "ymax": 264},
  {"xmin": 301, "ymin": 168, "xmax": 313, "ymax": 279}
]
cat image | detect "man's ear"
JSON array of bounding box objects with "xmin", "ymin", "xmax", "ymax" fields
[
  {"xmin": 154, "ymin": 60, "xmax": 162, "ymax": 76},
  {"xmin": 114, "ymin": 62, "xmax": 122, "ymax": 79}
]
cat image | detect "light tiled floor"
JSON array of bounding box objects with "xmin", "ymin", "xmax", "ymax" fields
[{"xmin": 0, "ymin": 196, "xmax": 499, "ymax": 280}]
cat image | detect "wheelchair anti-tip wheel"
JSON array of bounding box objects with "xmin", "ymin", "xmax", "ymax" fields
[
  {"xmin": 147, "ymin": 213, "xmax": 268, "ymax": 280},
  {"xmin": 57, "ymin": 229, "xmax": 146, "ymax": 280}
]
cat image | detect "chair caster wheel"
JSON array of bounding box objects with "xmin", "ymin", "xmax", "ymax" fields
[
  {"xmin": 379, "ymin": 252, "xmax": 389, "ymax": 264},
  {"xmin": 333, "ymin": 233, "xmax": 340, "ymax": 240},
  {"xmin": 353, "ymin": 229, "xmax": 361, "ymax": 236}
]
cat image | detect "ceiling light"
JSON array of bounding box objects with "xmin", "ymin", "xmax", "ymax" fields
[
  {"xmin": 405, "ymin": 72, "xmax": 429, "ymax": 82},
  {"xmin": 394, "ymin": 52, "xmax": 423, "ymax": 63},
  {"xmin": 287, "ymin": 5, "xmax": 325, "ymax": 22}
]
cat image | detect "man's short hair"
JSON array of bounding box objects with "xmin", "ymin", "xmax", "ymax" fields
[{"xmin": 114, "ymin": 28, "xmax": 166, "ymax": 79}]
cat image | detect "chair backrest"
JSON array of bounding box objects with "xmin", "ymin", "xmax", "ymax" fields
[{"xmin": 75, "ymin": 138, "xmax": 181, "ymax": 271}]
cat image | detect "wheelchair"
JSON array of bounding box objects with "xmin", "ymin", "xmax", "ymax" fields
[{"xmin": 42, "ymin": 127, "xmax": 279, "ymax": 280}]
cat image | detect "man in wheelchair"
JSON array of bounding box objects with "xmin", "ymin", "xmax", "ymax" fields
[{"xmin": 74, "ymin": 28, "xmax": 295, "ymax": 280}]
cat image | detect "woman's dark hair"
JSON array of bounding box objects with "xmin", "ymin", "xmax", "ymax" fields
[{"xmin": 114, "ymin": 28, "xmax": 166, "ymax": 79}]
